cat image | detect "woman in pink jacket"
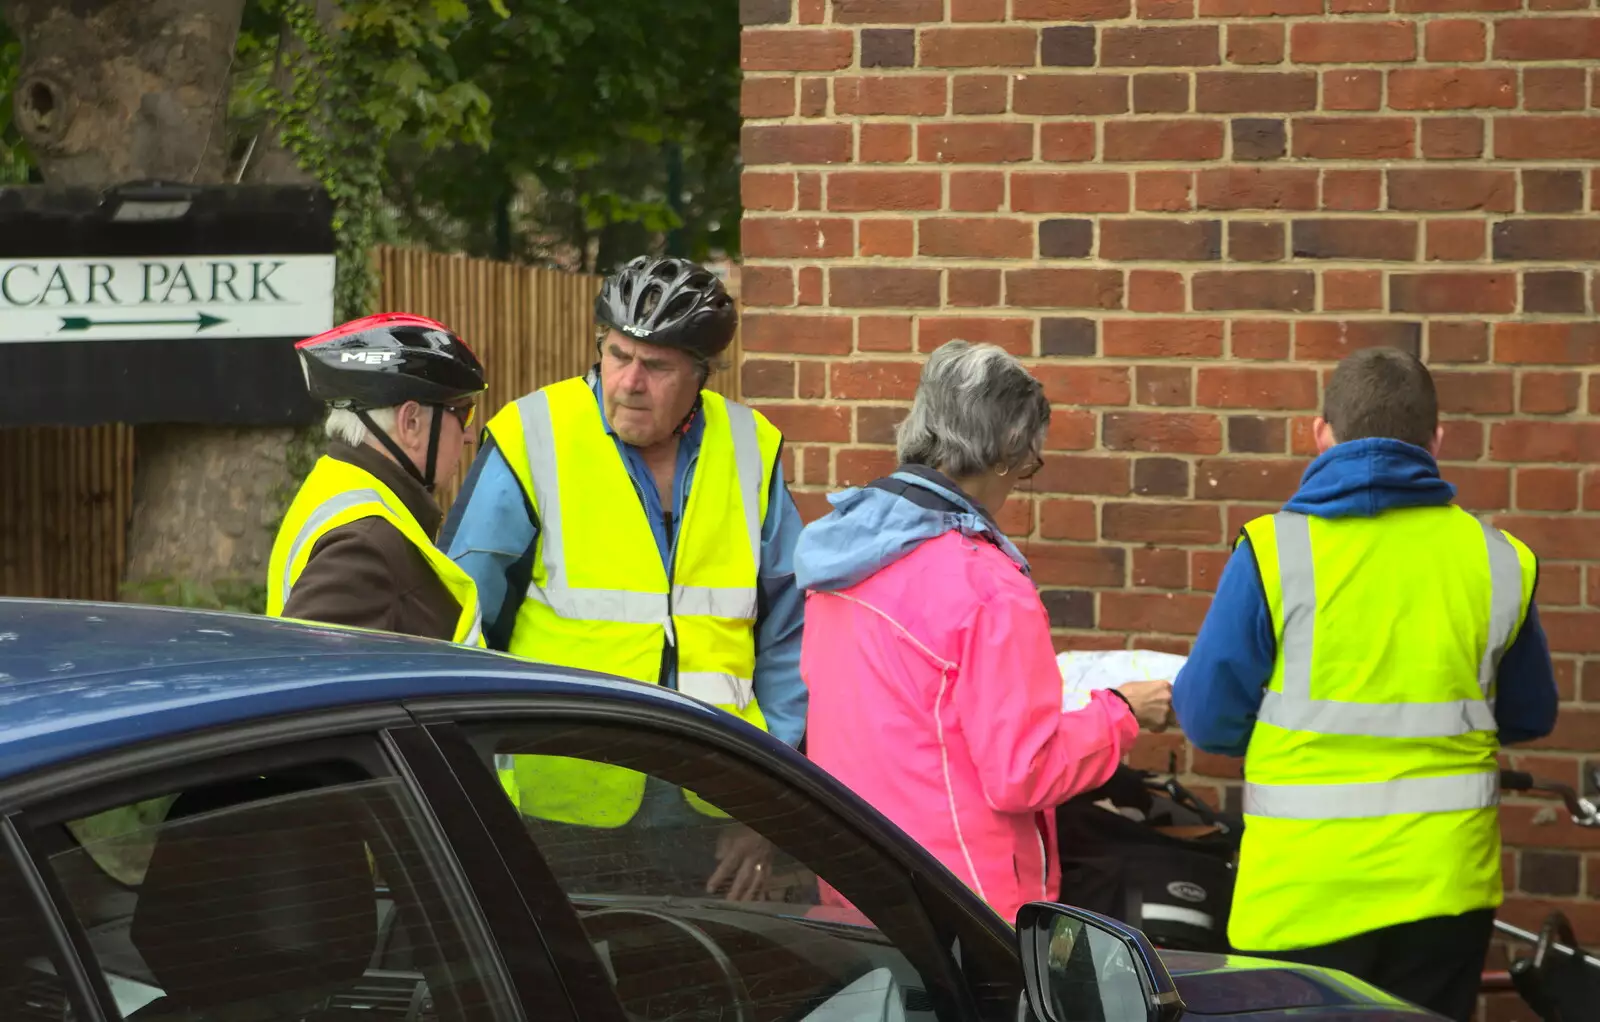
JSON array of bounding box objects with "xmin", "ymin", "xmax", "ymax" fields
[{"xmin": 795, "ymin": 340, "xmax": 1172, "ymax": 925}]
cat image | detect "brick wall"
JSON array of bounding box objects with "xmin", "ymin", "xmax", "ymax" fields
[{"xmin": 739, "ymin": 0, "xmax": 1600, "ymax": 996}]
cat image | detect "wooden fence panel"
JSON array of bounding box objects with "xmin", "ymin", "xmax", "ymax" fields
[{"xmin": 0, "ymin": 247, "xmax": 742, "ymax": 599}]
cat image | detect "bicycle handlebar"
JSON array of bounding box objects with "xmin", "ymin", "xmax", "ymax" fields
[{"xmin": 1499, "ymin": 768, "xmax": 1600, "ymax": 828}]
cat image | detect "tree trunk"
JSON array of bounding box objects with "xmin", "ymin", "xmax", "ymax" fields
[{"xmin": 3, "ymin": 0, "xmax": 306, "ymax": 602}]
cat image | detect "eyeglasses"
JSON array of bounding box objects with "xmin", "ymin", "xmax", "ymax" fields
[
  {"xmin": 1018, "ymin": 453, "xmax": 1044, "ymax": 481},
  {"xmin": 436, "ymin": 402, "xmax": 476, "ymax": 431}
]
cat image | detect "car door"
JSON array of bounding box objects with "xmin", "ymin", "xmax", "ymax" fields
[
  {"xmin": 0, "ymin": 711, "xmax": 572, "ymax": 1022},
  {"xmin": 401, "ymin": 693, "xmax": 1031, "ymax": 1022}
]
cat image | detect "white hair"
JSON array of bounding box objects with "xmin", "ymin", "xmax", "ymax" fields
[
  {"xmin": 325, "ymin": 406, "xmax": 398, "ymax": 447},
  {"xmin": 896, "ymin": 340, "xmax": 1051, "ymax": 478}
]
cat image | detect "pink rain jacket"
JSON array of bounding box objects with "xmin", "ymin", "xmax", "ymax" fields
[{"xmin": 795, "ymin": 468, "xmax": 1139, "ymax": 925}]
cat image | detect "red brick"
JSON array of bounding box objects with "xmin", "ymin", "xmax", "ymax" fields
[
  {"xmin": 1031, "ymin": 545, "xmax": 1128, "ymax": 589},
  {"xmin": 800, "ymin": 78, "xmax": 828, "ymax": 117},
  {"xmin": 1014, "ymin": 75, "xmax": 1130, "ymax": 116},
  {"xmin": 1321, "ymin": 170, "xmax": 1382, "ymax": 211},
  {"xmin": 1426, "ymin": 219, "xmax": 1485, "ymax": 261},
  {"xmin": 836, "ymin": 448, "xmax": 899, "ymax": 487},
  {"xmin": 1387, "ymin": 169, "xmax": 1514, "ymax": 212},
  {"xmin": 1105, "ymin": 120, "xmax": 1226, "ymax": 161},
  {"xmin": 1197, "ymin": 168, "xmax": 1318, "ymax": 210},
  {"xmin": 953, "ymin": 75, "xmax": 1009, "ymax": 115},
  {"xmin": 742, "ymin": 29, "xmax": 855, "ymax": 71},
  {"xmin": 796, "ymin": 446, "xmax": 827, "ymax": 487},
  {"xmin": 798, "ymin": 361, "xmax": 827, "ymax": 399},
  {"xmin": 1322, "ymin": 70, "xmax": 1382, "ymax": 112},
  {"xmin": 743, "ymin": 217, "xmax": 853, "ymax": 258},
  {"xmin": 1011, "ymin": 171, "xmax": 1131, "ymax": 213},
  {"xmin": 1135, "ymin": 74, "xmax": 1191, "ymax": 116},
  {"xmin": 742, "ymin": 359, "xmax": 796, "ymax": 399},
  {"xmin": 1041, "ymin": 122, "xmax": 1098, "ymax": 162},
  {"xmin": 1449, "ymin": 465, "xmax": 1511, "ymax": 511},
  {"xmin": 827, "ymin": 171, "xmax": 943, "ymax": 211},
  {"xmin": 952, "ymin": 0, "xmax": 1008, "ymax": 18},
  {"xmin": 1520, "ymin": 372, "xmax": 1582, "ymax": 415},
  {"xmin": 1193, "ymin": 270, "xmax": 1315, "ymax": 311},
  {"xmin": 1292, "ymin": 117, "xmax": 1415, "ymax": 159},
  {"xmin": 1494, "ymin": 324, "xmax": 1600, "ymax": 365},
  {"xmin": 1391, "ymin": 272, "xmax": 1515, "ymax": 314},
  {"xmin": 743, "ymin": 124, "xmax": 854, "ymax": 165},
  {"xmin": 1035, "ymin": 365, "xmax": 1133, "ymax": 406},
  {"xmin": 752, "ymin": 404, "xmax": 852, "ymax": 443},
  {"xmin": 1106, "ymin": 504, "xmax": 1222, "ymax": 546},
  {"xmin": 1102, "ymin": 219, "xmax": 1223, "ymax": 261},
  {"xmin": 1435, "ymin": 370, "xmax": 1514, "ymax": 414},
  {"xmin": 1137, "ymin": 366, "xmax": 1193, "ymax": 406},
  {"xmin": 1295, "ymin": 320, "xmax": 1421, "ymax": 361},
  {"xmin": 798, "ymin": 173, "xmax": 822, "ymax": 210},
  {"xmin": 1525, "ymin": 68, "xmax": 1588, "ymax": 111},
  {"xmin": 798, "ymin": 0, "xmax": 825, "ymax": 22},
  {"xmin": 1136, "ymin": 171, "xmax": 1194, "ymax": 211},
  {"xmin": 1196, "ymin": 72, "xmax": 1317, "ymax": 113},
  {"xmin": 1395, "ymin": 0, "xmax": 1516, "ymax": 9},
  {"xmin": 742, "ymin": 172, "xmax": 795, "ymax": 212},
  {"xmin": 858, "ymin": 315, "xmax": 914, "ymax": 352},
  {"xmin": 832, "ymin": 0, "xmax": 944, "ymax": 21},
  {"xmin": 1293, "ymin": 219, "xmax": 1417, "ymax": 261},
  {"xmin": 1006, "ymin": 268, "xmax": 1126, "ymax": 309},
  {"xmin": 1421, "ymin": 118, "xmax": 1485, "ymax": 160},
  {"xmin": 1133, "ymin": 548, "xmax": 1190, "ymax": 589},
  {"xmin": 1014, "ymin": 0, "xmax": 1133, "ymax": 16},
  {"xmin": 1424, "ymin": 19, "xmax": 1487, "ymax": 61},
  {"xmin": 1430, "ymin": 322, "xmax": 1489, "ymax": 363},
  {"xmin": 742, "ymin": 78, "xmax": 795, "ymax": 118},
  {"xmin": 834, "ymin": 76, "xmax": 947, "ymax": 116},
  {"xmin": 860, "ymin": 123, "xmax": 912, "ymax": 163},
  {"xmin": 1104, "ymin": 412, "xmax": 1224, "ymax": 454},
  {"xmin": 950, "ymin": 171, "xmax": 1005, "ymax": 212},
  {"xmin": 829, "ymin": 360, "xmax": 923, "ymax": 400},
  {"xmin": 1323, "ymin": 270, "xmax": 1384, "ymax": 311},
  {"xmin": 1438, "ymin": 420, "xmax": 1484, "ymax": 460},
  {"xmin": 1100, "ymin": 591, "xmax": 1213, "ymax": 635},
  {"xmin": 917, "ymin": 316, "xmax": 1035, "ymax": 356},
  {"xmin": 743, "ymin": 314, "xmax": 854, "ymax": 355},
  {"xmin": 1516, "ymin": 468, "xmax": 1580, "ymax": 512},
  {"xmin": 742, "ymin": 265, "xmax": 793, "ymax": 306},
  {"xmin": 948, "ymin": 269, "xmax": 1002, "ymax": 307},
  {"xmin": 1104, "ymin": 319, "xmax": 1225, "ymax": 357},
  {"xmin": 1040, "ymin": 499, "xmax": 1098, "ymax": 541},
  {"xmin": 1201, "ymin": 0, "xmax": 1322, "ymax": 13},
  {"xmin": 1035, "ymin": 455, "xmax": 1132, "ymax": 495},
  {"xmin": 1127, "ymin": 270, "xmax": 1188, "ymax": 312},
  {"xmin": 1102, "ymin": 25, "xmax": 1221, "ymax": 66},
  {"xmin": 1491, "ymin": 421, "xmax": 1600, "ymax": 463},
  {"xmin": 830, "ymin": 268, "xmax": 942, "ymax": 308},
  {"xmin": 1291, "ymin": 21, "xmax": 1416, "ymax": 63},
  {"xmin": 1227, "ymin": 23, "xmax": 1284, "ymax": 65},
  {"xmin": 1197, "ymin": 367, "xmax": 1319, "ymax": 410},
  {"xmin": 1493, "ymin": 17, "xmax": 1600, "ymax": 60},
  {"xmin": 1139, "ymin": 0, "xmax": 1195, "ymax": 17},
  {"xmin": 1495, "ymin": 117, "xmax": 1600, "ymax": 160},
  {"xmin": 859, "ymin": 219, "xmax": 914, "ymax": 258},
  {"xmin": 1389, "ymin": 69, "xmax": 1516, "ymax": 111},
  {"xmin": 921, "ymin": 27, "xmax": 1039, "ymax": 67},
  {"xmin": 918, "ymin": 122, "xmax": 1035, "ymax": 163},
  {"xmin": 919, "ymin": 217, "xmax": 1033, "ymax": 259},
  {"xmin": 1195, "ymin": 458, "xmax": 1303, "ymax": 501},
  {"xmin": 792, "ymin": 491, "xmax": 832, "ymax": 523},
  {"xmin": 784, "ymin": 266, "xmax": 815, "ymax": 305},
  {"xmin": 1233, "ymin": 320, "xmax": 1291, "ymax": 360}
]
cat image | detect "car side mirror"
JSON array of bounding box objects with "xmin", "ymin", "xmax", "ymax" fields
[{"xmin": 1015, "ymin": 902, "xmax": 1185, "ymax": 1022}]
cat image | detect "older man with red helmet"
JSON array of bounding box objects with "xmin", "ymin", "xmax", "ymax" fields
[{"xmin": 267, "ymin": 313, "xmax": 488, "ymax": 644}]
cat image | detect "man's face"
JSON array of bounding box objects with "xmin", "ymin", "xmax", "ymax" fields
[
  {"xmin": 388, "ymin": 399, "xmax": 475, "ymax": 485},
  {"xmin": 599, "ymin": 330, "xmax": 700, "ymax": 449}
]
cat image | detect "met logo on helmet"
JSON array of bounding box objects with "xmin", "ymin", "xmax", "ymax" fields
[
  {"xmin": 340, "ymin": 350, "xmax": 397, "ymax": 365},
  {"xmin": 621, "ymin": 323, "xmax": 651, "ymax": 338}
]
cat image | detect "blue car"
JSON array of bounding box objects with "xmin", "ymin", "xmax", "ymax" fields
[{"xmin": 0, "ymin": 598, "xmax": 1436, "ymax": 1022}]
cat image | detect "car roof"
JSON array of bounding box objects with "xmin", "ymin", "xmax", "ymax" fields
[{"xmin": 0, "ymin": 598, "xmax": 727, "ymax": 780}]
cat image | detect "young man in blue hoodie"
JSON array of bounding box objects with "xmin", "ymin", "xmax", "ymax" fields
[{"xmin": 1172, "ymin": 346, "xmax": 1557, "ymax": 1022}]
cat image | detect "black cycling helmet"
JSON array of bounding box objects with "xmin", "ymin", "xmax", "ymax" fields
[
  {"xmin": 594, "ymin": 256, "xmax": 737, "ymax": 362},
  {"xmin": 297, "ymin": 313, "xmax": 486, "ymax": 492}
]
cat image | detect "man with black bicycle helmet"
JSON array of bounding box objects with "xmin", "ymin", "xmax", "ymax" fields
[
  {"xmin": 440, "ymin": 256, "xmax": 807, "ymax": 901},
  {"xmin": 267, "ymin": 312, "xmax": 488, "ymax": 645}
]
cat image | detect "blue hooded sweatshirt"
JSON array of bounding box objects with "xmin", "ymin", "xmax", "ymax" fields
[{"xmin": 1172, "ymin": 437, "xmax": 1559, "ymax": 757}]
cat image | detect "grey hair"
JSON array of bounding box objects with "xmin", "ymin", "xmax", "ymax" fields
[
  {"xmin": 896, "ymin": 340, "xmax": 1051, "ymax": 478},
  {"xmin": 325, "ymin": 406, "xmax": 398, "ymax": 447}
]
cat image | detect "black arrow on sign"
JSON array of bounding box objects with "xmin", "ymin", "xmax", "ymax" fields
[{"xmin": 59, "ymin": 312, "xmax": 227, "ymax": 332}]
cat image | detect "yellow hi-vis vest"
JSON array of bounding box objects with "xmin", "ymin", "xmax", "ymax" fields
[
  {"xmin": 483, "ymin": 376, "xmax": 783, "ymax": 827},
  {"xmin": 267, "ymin": 455, "xmax": 485, "ymax": 648},
  {"xmin": 1229, "ymin": 505, "xmax": 1537, "ymax": 952}
]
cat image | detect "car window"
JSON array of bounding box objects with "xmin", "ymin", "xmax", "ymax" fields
[
  {"xmin": 462, "ymin": 720, "xmax": 979, "ymax": 1022},
  {"xmin": 36, "ymin": 757, "xmax": 522, "ymax": 1022},
  {"xmin": 0, "ymin": 828, "xmax": 97, "ymax": 1021}
]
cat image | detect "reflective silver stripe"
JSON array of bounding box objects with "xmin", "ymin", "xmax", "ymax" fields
[
  {"xmin": 672, "ymin": 585, "xmax": 758, "ymax": 621},
  {"xmin": 463, "ymin": 610, "xmax": 484, "ymax": 647},
  {"xmin": 519, "ymin": 390, "xmax": 565, "ymax": 588},
  {"xmin": 679, "ymin": 671, "xmax": 756, "ymax": 710},
  {"xmin": 1479, "ymin": 522, "xmax": 1524, "ymax": 697},
  {"xmin": 524, "ymin": 584, "xmax": 668, "ymax": 624},
  {"xmin": 1259, "ymin": 510, "xmax": 1498, "ymax": 739},
  {"xmin": 725, "ymin": 400, "xmax": 764, "ymax": 565},
  {"xmin": 1244, "ymin": 772, "xmax": 1498, "ymax": 820},
  {"xmin": 282, "ymin": 488, "xmax": 395, "ymax": 601}
]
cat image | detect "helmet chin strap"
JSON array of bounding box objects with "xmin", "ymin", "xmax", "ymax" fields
[{"xmin": 355, "ymin": 408, "xmax": 443, "ymax": 492}]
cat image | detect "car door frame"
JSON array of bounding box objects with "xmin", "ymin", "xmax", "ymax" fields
[
  {"xmin": 0, "ymin": 701, "xmax": 579, "ymax": 1022},
  {"xmin": 400, "ymin": 689, "xmax": 1033, "ymax": 1022}
]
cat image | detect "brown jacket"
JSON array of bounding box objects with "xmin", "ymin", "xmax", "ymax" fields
[{"xmin": 280, "ymin": 441, "xmax": 461, "ymax": 642}]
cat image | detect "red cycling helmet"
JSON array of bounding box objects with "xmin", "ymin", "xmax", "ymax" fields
[{"xmin": 297, "ymin": 313, "xmax": 486, "ymax": 492}]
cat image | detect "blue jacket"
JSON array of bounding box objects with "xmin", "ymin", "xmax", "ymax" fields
[
  {"xmin": 439, "ymin": 374, "xmax": 809, "ymax": 749},
  {"xmin": 1173, "ymin": 438, "xmax": 1559, "ymax": 757}
]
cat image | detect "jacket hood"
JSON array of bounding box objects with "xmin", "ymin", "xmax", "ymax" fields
[
  {"xmin": 793, "ymin": 468, "xmax": 1029, "ymax": 592},
  {"xmin": 1282, "ymin": 437, "xmax": 1455, "ymax": 519}
]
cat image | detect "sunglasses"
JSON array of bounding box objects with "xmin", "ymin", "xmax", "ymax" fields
[{"xmin": 435, "ymin": 402, "xmax": 477, "ymax": 431}]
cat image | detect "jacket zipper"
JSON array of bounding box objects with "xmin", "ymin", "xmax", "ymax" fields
[{"xmin": 662, "ymin": 507, "xmax": 678, "ymax": 686}]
